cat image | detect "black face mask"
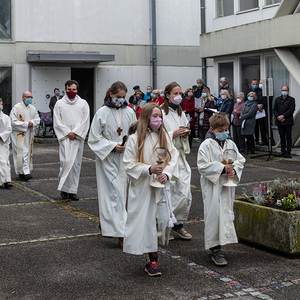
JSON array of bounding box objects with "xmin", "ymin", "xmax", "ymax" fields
[{"xmin": 132, "ymin": 101, "xmax": 137, "ymax": 105}]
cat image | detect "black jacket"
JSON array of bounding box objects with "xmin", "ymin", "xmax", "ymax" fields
[{"xmin": 273, "ymin": 95, "xmax": 295, "ymax": 126}]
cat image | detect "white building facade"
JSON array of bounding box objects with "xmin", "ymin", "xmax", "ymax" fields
[
  {"xmin": 0, "ymin": 0, "xmax": 202, "ymax": 117},
  {"xmin": 200, "ymin": 0, "xmax": 300, "ymax": 147}
]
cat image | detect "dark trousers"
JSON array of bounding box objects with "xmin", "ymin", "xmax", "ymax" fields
[
  {"xmin": 199, "ymin": 126, "xmax": 208, "ymax": 143},
  {"xmin": 243, "ymin": 134, "xmax": 255, "ymax": 153},
  {"xmin": 277, "ymin": 125, "xmax": 292, "ymax": 154},
  {"xmin": 189, "ymin": 127, "xmax": 195, "ymax": 148},
  {"xmin": 232, "ymin": 125, "xmax": 245, "ymax": 151}
]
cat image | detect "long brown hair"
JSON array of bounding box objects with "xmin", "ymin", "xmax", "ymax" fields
[
  {"xmin": 136, "ymin": 103, "xmax": 171, "ymax": 166},
  {"xmin": 161, "ymin": 82, "xmax": 183, "ymax": 116},
  {"xmin": 103, "ymin": 81, "xmax": 128, "ymax": 104}
]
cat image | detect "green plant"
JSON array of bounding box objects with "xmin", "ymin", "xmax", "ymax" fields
[{"xmin": 276, "ymin": 194, "xmax": 297, "ymax": 211}]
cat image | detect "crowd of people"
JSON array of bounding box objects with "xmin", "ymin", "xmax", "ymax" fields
[{"xmin": 0, "ymin": 76, "xmax": 296, "ymax": 277}]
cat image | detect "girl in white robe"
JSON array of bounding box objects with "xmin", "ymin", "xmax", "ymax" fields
[
  {"xmin": 123, "ymin": 103, "xmax": 178, "ymax": 276},
  {"xmin": 161, "ymin": 82, "xmax": 192, "ymax": 240},
  {"xmin": 197, "ymin": 113, "xmax": 245, "ymax": 266},
  {"xmin": 88, "ymin": 81, "xmax": 136, "ymax": 248}
]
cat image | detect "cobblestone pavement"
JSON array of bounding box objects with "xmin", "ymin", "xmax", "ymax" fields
[{"xmin": 0, "ymin": 140, "xmax": 299, "ymax": 300}]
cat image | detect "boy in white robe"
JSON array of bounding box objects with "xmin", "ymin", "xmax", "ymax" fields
[
  {"xmin": 0, "ymin": 98, "xmax": 12, "ymax": 188},
  {"xmin": 88, "ymin": 81, "xmax": 136, "ymax": 247},
  {"xmin": 10, "ymin": 91, "xmax": 40, "ymax": 181},
  {"xmin": 123, "ymin": 103, "xmax": 178, "ymax": 276},
  {"xmin": 54, "ymin": 80, "xmax": 90, "ymax": 201},
  {"xmin": 197, "ymin": 113, "xmax": 245, "ymax": 266}
]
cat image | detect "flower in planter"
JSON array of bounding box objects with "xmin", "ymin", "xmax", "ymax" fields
[{"xmin": 276, "ymin": 194, "xmax": 297, "ymax": 211}]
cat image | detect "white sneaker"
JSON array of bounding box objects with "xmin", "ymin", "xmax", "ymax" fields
[{"xmin": 171, "ymin": 228, "xmax": 192, "ymax": 240}]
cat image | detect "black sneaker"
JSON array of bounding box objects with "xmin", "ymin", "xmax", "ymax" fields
[
  {"xmin": 212, "ymin": 250, "xmax": 227, "ymax": 266},
  {"xmin": 69, "ymin": 193, "xmax": 79, "ymax": 201},
  {"xmin": 60, "ymin": 191, "xmax": 69, "ymax": 199},
  {"xmin": 284, "ymin": 153, "xmax": 292, "ymax": 158},
  {"xmin": 145, "ymin": 262, "xmax": 162, "ymax": 276}
]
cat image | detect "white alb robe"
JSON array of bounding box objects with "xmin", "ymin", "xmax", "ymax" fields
[
  {"xmin": 88, "ymin": 105, "xmax": 136, "ymax": 238},
  {"xmin": 162, "ymin": 108, "xmax": 192, "ymax": 223},
  {"xmin": 0, "ymin": 112, "xmax": 12, "ymax": 185},
  {"xmin": 10, "ymin": 102, "xmax": 40, "ymax": 175},
  {"xmin": 123, "ymin": 130, "xmax": 179, "ymax": 255},
  {"xmin": 53, "ymin": 95, "xmax": 90, "ymax": 194},
  {"xmin": 197, "ymin": 138, "xmax": 245, "ymax": 249}
]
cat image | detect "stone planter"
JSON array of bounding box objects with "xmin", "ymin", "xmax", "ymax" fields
[{"xmin": 234, "ymin": 199, "xmax": 300, "ymax": 255}]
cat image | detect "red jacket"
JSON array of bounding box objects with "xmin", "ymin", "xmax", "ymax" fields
[
  {"xmin": 182, "ymin": 97, "xmax": 195, "ymax": 127},
  {"xmin": 151, "ymin": 97, "xmax": 164, "ymax": 106},
  {"xmin": 128, "ymin": 104, "xmax": 141, "ymax": 119}
]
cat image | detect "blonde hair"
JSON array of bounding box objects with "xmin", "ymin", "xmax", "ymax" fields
[
  {"xmin": 201, "ymin": 88, "xmax": 214, "ymax": 101},
  {"xmin": 209, "ymin": 113, "xmax": 230, "ymax": 129},
  {"xmin": 136, "ymin": 103, "xmax": 171, "ymax": 166}
]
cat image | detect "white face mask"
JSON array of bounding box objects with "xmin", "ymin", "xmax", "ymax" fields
[
  {"xmin": 188, "ymin": 92, "xmax": 193, "ymax": 97},
  {"xmin": 236, "ymin": 99, "xmax": 242, "ymax": 103},
  {"xmin": 112, "ymin": 97, "xmax": 125, "ymax": 107},
  {"xmin": 259, "ymin": 84, "xmax": 263, "ymax": 89},
  {"xmin": 221, "ymin": 95, "xmax": 227, "ymax": 100},
  {"xmin": 0, "ymin": 104, "xmax": 3, "ymax": 111}
]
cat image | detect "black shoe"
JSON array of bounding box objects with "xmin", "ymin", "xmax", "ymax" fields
[
  {"xmin": 19, "ymin": 174, "xmax": 25, "ymax": 179},
  {"xmin": 278, "ymin": 152, "xmax": 286, "ymax": 157},
  {"xmin": 60, "ymin": 191, "xmax": 69, "ymax": 199},
  {"xmin": 4, "ymin": 182, "xmax": 13, "ymax": 189},
  {"xmin": 24, "ymin": 174, "xmax": 32, "ymax": 181},
  {"xmin": 69, "ymin": 193, "xmax": 79, "ymax": 201},
  {"xmin": 284, "ymin": 153, "xmax": 292, "ymax": 158},
  {"xmin": 246, "ymin": 151, "xmax": 255, "ymax": 154}
]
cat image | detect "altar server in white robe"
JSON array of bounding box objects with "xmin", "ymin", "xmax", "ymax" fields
[
  {"xmin": 88, "ymin": 81, "xmax": 136, "ymax": 248},
  {"xmin": 123, "ymin": 103, "xmax": 178, "ymax": 276},
  {"xmin": 197, "ymin": 113, "xmax": 245, "ymax": 266},
  {"xmin": 0, "ymin": 98, "xmax": 12, "ymax": 189},
  {"xmin": 10, "ymin": 91, "xmax": 40, "ymax": 181},
  {"xmin": 54, "ymin": 80, "xmax": 90, "ymax": 201},
  {"xmin": 161, "ymin": 82, "xmax": 192, "ymax": 240}
]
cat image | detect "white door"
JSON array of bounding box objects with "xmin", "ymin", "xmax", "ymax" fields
[{"xmin": 31, "ymin": 66, "xmax": 71, "ymax": 112}]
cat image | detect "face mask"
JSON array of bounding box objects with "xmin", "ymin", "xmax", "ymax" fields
[
  {"xmin": 221, "ymin": 95, "xmax": 227, "ymax": 100},
  {"xmin": 25, "ymin": 98, "xmax": 32, "ymax": 105},
  {"xmin": 134, "ymin": 90, "xmax": 137, "ymax": 94},
  {"xmin": 219, "ymin": 92, "xmax": 222, "ymax": 96},
  {"xmin": 215, "ymin": 131, "xmax": 229, "ymax": 141},
  {"xmin": 136, "ymin": 96, "xmax": 141, "ymax": 100},
  {"xmin": 170, "ymin": 94, "xmax": 182, "ymax": 105},
  {"xmin": 220, "ymin": 83, "xmax": 223, "ymax": 87},
  {"xmin": 160, "ymin": 94, "xmax": 164, "ymax": 98},
  {"xmin": 132, "ymin": 100, "xmax": 137, "ymax": 105},
  {"xmin": 112, "ymin": 97, "xmax": 125, "ymax": 107},
  {"xmin": 259, "ymin": 84, "xmax": 263, "ymax": 89},
  {"xmin": 151, "ymin": 93, "xmax": 156, "ymax": 99},
  {"xmin": 197, "ymin": 83, "xmax": 203, "ymax": 88},
  {"xmin": 247, "ymin": 96, "xmax": 253, "ymax": 102},
  {"xmin": 0, "ymin": 104, "xmax": 3, "ymax": 111},
  {"xmin": 66, "ymin": 91, "xmax": 77, "ymax": 99},
  {"xmin": 188, "ymin": 92, "xmax": 193, "ymax": 97},
  {"xmin": 55, "ymin": 92, "xmax": 60, "ymax": 97},
  {"xmin": 237, "ymin": 99, "xmax": 242, "ymax": 103},
  {"xmin": 281, "ymin": 91, "xmax": 288, "ymax": 96},
  {"xmin": 147, "ymin": 89, "xmax": 151, "ymax": 94},
  {"xmin": 252, "ymin": 85, "xmax": 258, "ymax": 89},
  {"xmin": 202, "ymin": 93, "xmax": 207, "ymax": 98},
  {"xmin": 149, "ymin": 117, "xmax": 162, "ymax": 131}
]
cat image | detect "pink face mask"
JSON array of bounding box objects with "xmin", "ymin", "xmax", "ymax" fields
[
  {"xmin": 149, "ymin": 117, "xmax": 162, "ymax": 131},
  {"xmin": 170, "ymin": 94, "xmax": 182, "ymax": 105}
]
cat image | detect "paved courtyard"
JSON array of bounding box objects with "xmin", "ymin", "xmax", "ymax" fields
[{"xmin": 0, "ymin": 140, "xmax": 299, "ymax": 300}]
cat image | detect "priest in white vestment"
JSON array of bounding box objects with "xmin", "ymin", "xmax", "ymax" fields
[
  {"xmin": 88, "ymin": 81, "xmax": 136, "ymax": 247},
  {"xmin": 161, "ymin": 82, "xmax": 192, "ymax": 240},
  {"xmin": 10, "ymin": 91, "xmax": 40, "ymax": 181},
  {"xmin": 0, "ymin": 98, "xmax": 12, "ymax": 188},
  {"xmin": 53, "ymin": 80, "xmax": 90, "ymax": 201},
  {"xmin": 197, "ymin": 113, "xmax": 245, "ymax": 266}
]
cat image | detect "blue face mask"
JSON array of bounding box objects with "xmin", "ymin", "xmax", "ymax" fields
[
  {"xmin": 136, "ymin": 96, "xmax": 140, "ymax": 100},
  {"xmin": 219, "ymin": 91, "xmax": 222, "ymax": 96},
  {"xmin": 147, "ymin": 89, "xmax": 151, "ymax": 94},
  {"xmin": 25, "ymin": 98, "xmax": 32, "ymax": 105},
  {"xmin": 220, "ymin": 83, "xmax": 223, "ymax": 87},
  {"xmin": 160, "ymin": 94, "xmax": 164, "ymax": 98},
  {"xmin": 202, "ymin": 93, "xmax": 207, "ymax": 98},
  {"xmin": 150, "ymin": 93, "xmax": 156, "ymax": 98},
  {"xmin": 215, "ymin": 131, "xmax": 229, "ymax": 141},
  {"xmin": 281, "ymin": 91, "xmax": 288, "ymax": 96},
  {"xmin": 247, "ymin": 96, "xmax": 253, "ymax": 102},
  {"xmin": 55, "ymin": 92, "xmax": 60, "ymax": 96},
  {"xmin": 252, "ymin": 85, "xmax": 258, "ymax": 89},
  {"xmin": 134, "ymin": 90, "xmax": 137, "ymax": 94}
]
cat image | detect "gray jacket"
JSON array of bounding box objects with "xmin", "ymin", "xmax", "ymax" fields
[{"xmin": 240, "ymin": 101, "xmax": 257, "ymax": 135}]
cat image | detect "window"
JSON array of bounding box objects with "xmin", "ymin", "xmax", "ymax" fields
[
  {"xmin": 0, "ymin": 0, "xmax": 11, "ymax": 39},
  {"xmin": 219, "ymin": 62, "xmax": 234, "ymax": 91},
  {"xmin": 0, "ymin": 68, "xmax": 12, "ymax": 114},
  {"xmin": 239, "ymin": 0, "xmax": 258, "ymax": 11},
  {"xmin": 240, "ymin": 56, "xmax": 260, "ymax": 97},
  {"xmin": 217, "ymin": 0, "xmax": 234, "ymax": 18},
  {"xmin": 265, "ymin": 0, "xmax": 281, "ymax": 5}
]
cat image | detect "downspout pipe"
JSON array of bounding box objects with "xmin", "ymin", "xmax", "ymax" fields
[
  {"xmin": 200, "ymin": 0, "xmax": 207, "ymax": 83},
  {"xmin": 151, "ymin": 0, "xmax": 157, "ymax": 89}
]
